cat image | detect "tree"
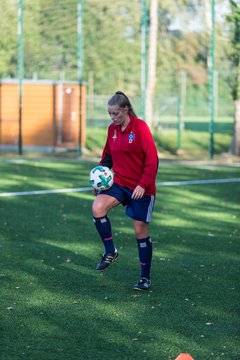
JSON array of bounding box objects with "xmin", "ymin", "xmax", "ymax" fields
[{"xmin": 227, "ymin": 0, "xmax": 240, "ymax": 155}]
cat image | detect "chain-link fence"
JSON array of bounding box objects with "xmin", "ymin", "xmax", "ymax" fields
[{"xmin": 0, "ymin": 0, "xmax": 236, "ymax": 155}]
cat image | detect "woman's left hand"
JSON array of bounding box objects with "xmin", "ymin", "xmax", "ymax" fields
[{"xmin": 131, "ymin": 185, "xmax": 145, "ymax": 199}]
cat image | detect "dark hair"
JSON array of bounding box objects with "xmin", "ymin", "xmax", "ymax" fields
[{"xmin": 108, "ymin": 91, "xmax": 137, "ymax": 117}]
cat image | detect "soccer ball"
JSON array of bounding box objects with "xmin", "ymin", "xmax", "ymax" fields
[{"xmin": 89, "ymin": 166, "xmax": 114, "ymax": 191}]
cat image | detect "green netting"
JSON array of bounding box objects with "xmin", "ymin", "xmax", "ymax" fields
[{"xmin": 0, "ymin": 0, "xmax": 236, "ymax": 154}]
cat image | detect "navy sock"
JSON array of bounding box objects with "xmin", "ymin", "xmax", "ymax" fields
[
  {"xmin": 136, "ymin": 237, "xmax": 152, "ymax": 279},
  {"xmin": 93, "ymin": 216, "xmax": 116, "ymax": 254}
]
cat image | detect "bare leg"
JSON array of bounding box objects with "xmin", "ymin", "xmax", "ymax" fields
[
  {"xmin": 92, "ymin": 194, "xmax": 120, "ymax": 217},
  {"xmin": 133, "ymin": 220, "xmax": 149, "ymax": 239}
]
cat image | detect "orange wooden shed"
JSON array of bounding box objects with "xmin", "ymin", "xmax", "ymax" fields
[{"xmin": 0, "ymin": 80, "xmax": 86, "ymax": 151}]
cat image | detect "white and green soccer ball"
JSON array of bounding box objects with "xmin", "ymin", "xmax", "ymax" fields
[{"xmin": 89, "ymin": 166, "xmax": 114, "ymax": 191}]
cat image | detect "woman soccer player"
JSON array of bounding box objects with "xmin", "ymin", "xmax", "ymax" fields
[{"xmin": 92, "ymin": 91, "xmax": 159, "ymax": 290}]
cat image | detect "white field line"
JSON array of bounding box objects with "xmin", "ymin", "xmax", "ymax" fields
[
  {"xmin": 0, "ymin": 178, "xmax": 239, "ymax": 198},
  {"xmin": 0, "ymin": 187, "xmax": 93, "ymax": 197},
  {"xmin": 156, "ymin": 178, "xmax": 240, "ymax": 186}
]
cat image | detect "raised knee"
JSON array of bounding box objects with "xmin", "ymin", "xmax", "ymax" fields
[{"xmin": 92, "ymin": 200, "xmax": 107, "ymax": 217}]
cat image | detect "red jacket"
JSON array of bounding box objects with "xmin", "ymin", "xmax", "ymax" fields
[{"xmin": 100, "ymin": 115, "xmax": 159, "ymax": 196}]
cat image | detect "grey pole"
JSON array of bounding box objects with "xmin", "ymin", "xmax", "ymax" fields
[{"xmin": 141, "ymin": 0, "xmax": 147, "ymax": 119}]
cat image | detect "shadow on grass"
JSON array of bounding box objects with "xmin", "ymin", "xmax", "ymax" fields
[{"xmin": 0, "ymin": 160, "xmax": 239, "ymax": 359}]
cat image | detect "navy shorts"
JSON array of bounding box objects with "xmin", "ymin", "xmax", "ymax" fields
[{"xmin": 99, "ymin": 182, "xmax": 155, "ymax": 223}]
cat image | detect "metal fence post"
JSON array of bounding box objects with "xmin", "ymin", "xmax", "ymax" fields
[
  {"xmin": 177, "ymin": 96, "xmax": 182, "ymax": 150},
  {"xmin": 18, "ymin": 0, "xmax": 23, "ymax": 155},
  {"xmin": 77, "ymin": 0, "xmax": 84, "ymax": 156},
  {"xmin": 209, "ymin": 0, "xmax": 215, "ymax": 159}
]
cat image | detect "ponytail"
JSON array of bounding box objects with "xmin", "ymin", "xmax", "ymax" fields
[{"xmin": 108, "ymin": 91, "xmax": 137, "ymax": 117}]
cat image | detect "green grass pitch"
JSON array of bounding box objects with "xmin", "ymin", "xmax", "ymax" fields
[{"xmin": 0, "ymin": 158, "xmax": 239, "ymax": 360}]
